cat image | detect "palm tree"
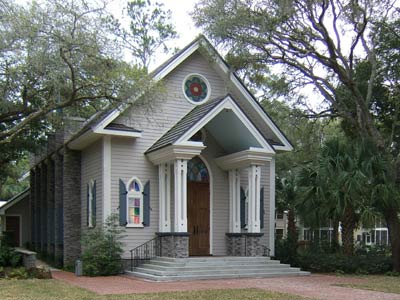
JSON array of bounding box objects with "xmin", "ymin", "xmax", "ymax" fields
[{"xmin": 297, "ymin": 138, "xmax": 373, "ymax": 256}]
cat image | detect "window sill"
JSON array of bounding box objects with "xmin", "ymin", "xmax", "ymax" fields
[{"xmin": 126, "ymin": 224, "xmax": 144, "ymax": 228}]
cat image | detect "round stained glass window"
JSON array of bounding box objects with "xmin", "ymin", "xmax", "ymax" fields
[{"xmin": 183, "ymin": 74, "xmax": 210, "ymax": 104}]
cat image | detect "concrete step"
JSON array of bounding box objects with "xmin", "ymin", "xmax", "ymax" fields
[
  {"xmin": 126, "ymin": 269, "xmax": 310, "ymax": 282},
  {"xmin": 146, "ymin": 260, "xmax": 281, "ymax": 268},
  {"xmin": 140, "ymin": 262, "xmax": 290, "ymax": 272},
  {"xmin": 134, "ymin": 266, "xmax": 303, "ymax": 277},
  {"xmin": 124, "ymin": 256, "xmax": 310, "ymax": 281}
]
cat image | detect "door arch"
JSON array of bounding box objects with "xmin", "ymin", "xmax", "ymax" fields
[{"xmin": 187, "ymin": 156, "xmax": 210, "ymax": 256}]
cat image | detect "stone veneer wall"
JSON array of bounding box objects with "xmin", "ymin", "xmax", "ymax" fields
[
  {"xmin": 54, "ymin": 153, "xmax": 64, "ymax": 267},
  {"xmin": 62, "ymin": 148, "xmax": 82, "ymax": 266},
  {"xmin": 46, "ymin": 159, "xmax": 55, "ymax": 260},
  {"xmin": 226, "ymin": 233, "xmax": 264, "ymax": 256},
  {"xmin": 156, "ymin": 233, "xmax": 189, "ymax": 258}
]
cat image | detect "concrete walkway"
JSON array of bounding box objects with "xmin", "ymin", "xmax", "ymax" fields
[{"xmin": 52, "ymin": 270, "xmax": 400, "ymax": 300}]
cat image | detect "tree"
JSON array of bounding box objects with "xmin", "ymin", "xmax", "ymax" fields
[
  {"xmin": 118, "ymin": 0, "xmax": 178, "ymax": 69},
  {"xmin": 0, "ymin": 0, "xmax": 147, "ymax": 144},
  {"xmin": 194, "ymin": 0, "xmax": 400, "ymax": 271},
  {"xmin": 0, "ymin": 0, "xmax": 150, "ymax": 188}
]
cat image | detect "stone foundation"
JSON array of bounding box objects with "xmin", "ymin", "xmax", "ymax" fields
[
  {"xmin": 156, "ymin": 232, "xmax": 189, "ymax": 258},
  {"xmin": 226, "ymin": 233, "xmax": 264, "ymax": 256}
]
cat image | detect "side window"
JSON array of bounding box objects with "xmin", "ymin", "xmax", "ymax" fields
[{"xmin": 126, "ymin": 177, "xmax": 143, "ymax": 227}]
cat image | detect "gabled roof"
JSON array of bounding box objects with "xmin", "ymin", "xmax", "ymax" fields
[
  {"xmin": 146, "ymin": 96, "xmax": 226, "ymax": 153},
  {"xmin": 0, "ymin": 188, "xmax": 30, "ymax": 215},
  {"xmin": 147, "ymin": 94, "xmax": 276, "ymax": 155},
  {"xmin": 68, "ymin": 35, "xmax": 293, "ymax": 152}
]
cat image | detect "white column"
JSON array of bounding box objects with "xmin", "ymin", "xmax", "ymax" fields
[
  {"xmin": 158, "ymin": 163, "xmax": 171, "ymax": 232},
  {"xmin": 229, "ymin": 169, "xmax": 241, "ymax": 233},
  {"xmin": 269, "ymin": 158, "xmax": 276, "ymax": 256},
  {"xmin": 102, "ymin": 136, "xmax": 111, "ymax": 222},
  {"xmin": 174, "ymin": 159, "xmax": 188, "ymax": 232},
  {"xmin": 247, "ymin": 165, "xmax": 261, "ymax": 233}
]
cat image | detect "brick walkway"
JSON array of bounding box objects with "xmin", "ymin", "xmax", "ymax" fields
[{"xmin": 52, "ymin": 271, "xmax": 400, "ymax": 300}]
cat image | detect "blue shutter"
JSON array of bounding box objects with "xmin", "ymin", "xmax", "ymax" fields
[
  {"xmin": 92, "ymin": 181, "xmax": 96, "ymax": 227},
  {"xmin": 86, "ymin": 183, "xmax": 89, "ymax": 227},
  {"xmin": 260, "ymin": 187, "xmax": 264, "ymax": 229},
  {"xmin": 240, "ymin": 187, "xmax": 246, "ymax": 229},
  {"xmin": 119, "ymin": 179, "xmax": 127, "ymax": 226},
  {"xmin": 143, "ymin": 181, "xmax": 150, "ymax": 226}
]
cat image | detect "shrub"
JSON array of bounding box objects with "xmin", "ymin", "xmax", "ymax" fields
[
  {"xmin": 81, "ymin": 214, "xmax": 125, "ymax": 276},
  {"xmin": 0, "ymin": 236, "xmax": 21, "ymax": 267},
  {"xmin": 296, "ymin": 251, "xmax": 392, "ymax": 274},
  {"xmin": 8, "ymin": 267, "xmax": 29, "ymax": 279}
]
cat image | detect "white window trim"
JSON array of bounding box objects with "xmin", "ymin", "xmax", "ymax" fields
[
  {"xmin": 126, "ymin": 177, "xmax": 144, "ymax": 228},
  {"xmin": 88, "ymin": 179, "xmax": 95, "ymax": 228}
]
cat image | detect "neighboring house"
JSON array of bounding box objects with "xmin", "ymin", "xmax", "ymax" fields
[
  {"xmin": 276, "ymin": 214, "xmax": 390, "ymax": 248},
  {"xmin": 0, "ymin": 189, "xmax": 30, "ymax": 247},
  {"xmin": 29, "ymin": 36, "xmax": 293, "ymax": 267}
]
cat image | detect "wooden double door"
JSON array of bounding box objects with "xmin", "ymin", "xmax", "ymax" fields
[{"xmin": 187, "ymin": 182, "xmax": 210, "ymax": 256}]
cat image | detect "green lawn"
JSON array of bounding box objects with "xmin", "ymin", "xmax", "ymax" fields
[
  {"xmin": 0, "ymin": 279, "xmax": 306, "ymax": 300},
  {"xmin": 337, "ymin": 275, "xmax": 400, "ymax": 294}
]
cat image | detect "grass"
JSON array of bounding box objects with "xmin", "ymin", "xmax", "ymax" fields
[
  {"xmin": 337, "ymin": 275, "xmax": 400, "ymax": 294},
  {"xmin": 0, "ymin": 279, "xmax": 307, "ymax": 300}
]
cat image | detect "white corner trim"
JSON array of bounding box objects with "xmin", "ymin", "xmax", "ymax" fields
[
  {"xmin": 215, "ymin": 147, "xmax": 274, "ymax": 170},
  {"xmin": 146, "ymin": 142, "xmax": 206, "ymax": 165},
  {"xmin": 229, "ymin": 73, "xmax": 293, "ymax": 152},
  {"xmin": 269, "ymin": 158, "xmax": 276, "ymax": 256},
  {"xmin": 176, "ymin": 96, "xmax": 275, "ymax": 153},
  {"xmin": 102, "ymin": 136, "xmax": 112, "ymax": 222}
]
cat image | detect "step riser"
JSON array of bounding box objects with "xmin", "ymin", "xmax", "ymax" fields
[
  {"xmin": 126, "ymin": 271, "xmax": 310, "ymax": 282},
  {"xmin": 134, "ymin": 267, "xmax": 302, "ymax": 276},
  {"xmin": 148, "ymin": 260, "xmax": 281, "ymax": 267},
  {"xmin": 140, "ymin": 264, "xmax": 291, "ymax": 272},
  {"xmin": 154, "ymin": 257, "xmax": 272, "ymax": 263}
]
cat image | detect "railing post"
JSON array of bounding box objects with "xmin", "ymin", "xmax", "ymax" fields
[{"xmin": 130, "ymin": 250, "xmax": 133, "ymax": 271}]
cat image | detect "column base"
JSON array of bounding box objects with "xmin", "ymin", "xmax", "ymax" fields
[
  {"xmin": 156, "ymin": 232, "xmax": 189, "ymax": 258},
  {"xmin": 226, "ymin": 233, "xmax": 264, "ymax": 256}
]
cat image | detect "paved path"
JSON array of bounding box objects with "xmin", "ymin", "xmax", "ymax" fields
[{"xmin": 52, "ymin": 271, "xmax": 400, "ymax": 300}]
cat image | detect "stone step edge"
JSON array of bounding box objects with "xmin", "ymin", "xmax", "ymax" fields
[
  {"xmin": 126, "ymin": 270, "xmax": 311, "ymax": 282},
  {"xmin": 133, "ymin": 267, "xmax": 303, "ymax": 276}
]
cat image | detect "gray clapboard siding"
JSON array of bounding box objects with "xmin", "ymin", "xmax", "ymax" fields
[
  {"xmin": 80, "ymin": 140, "xmax": 103, "ymax": 230},
  {"xmin": 111, "ymin": 52, "xmax": 228, "ymax": 257},
  {"xmin": 202, "ymin": 132, "xmax": 229, "ymax": 255}
]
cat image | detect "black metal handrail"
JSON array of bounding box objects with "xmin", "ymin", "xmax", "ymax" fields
[{"xmin": 129, "ymin": 236, "xmax": 161, "ymax": 271}]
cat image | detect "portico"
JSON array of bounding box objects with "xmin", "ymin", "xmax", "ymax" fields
[{"xmin": 146, "ymin": 95, "xmax": 276, "ymax": 257}]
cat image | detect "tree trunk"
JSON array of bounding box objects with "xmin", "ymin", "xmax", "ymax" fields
[
  {"xmin": 332, "ymin": 218, "xmax": 340, "ymax": 251},
  {"xmin": 287, "ymin": 208, "xmax": 297, "ymax": 241},
  {"xmin": 384, "ymin": 209, "xmax": 400, "ymax": 272},
  {"xmin": 341, "ymin": 206, "xmax": 356, "ymax": 256}
]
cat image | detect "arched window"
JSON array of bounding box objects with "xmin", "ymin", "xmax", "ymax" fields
[
  {"xmin": 187, "ymin": 157, "xmax": 209, "ymax": 182},
  {"xmin": 126, "ymin": 177, "xmax": 143, "ymax": 227}
]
